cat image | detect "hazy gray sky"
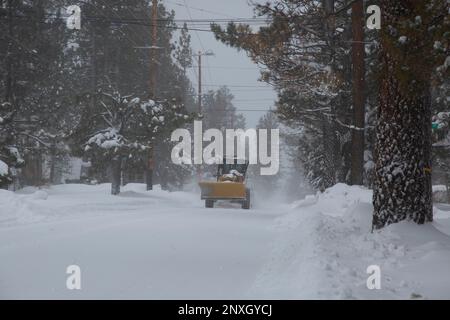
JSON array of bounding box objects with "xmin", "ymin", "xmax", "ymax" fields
[{"xmin": 164, "ymin": 0, "xmax": 277, "ymax": 127}]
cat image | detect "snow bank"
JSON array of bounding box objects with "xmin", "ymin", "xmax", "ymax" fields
[
  {"xmin": 30, "ymin": 190, "xmax": 48, "ymax": 200},
  {"xmin": 251, "ymin": 184, "xmax": 450, "ymax": 299},
  {"xmin": 0, "ymin": 183, "xmax": 199, "ymax": 227},
  {"xmin": 0, "ymin": 189, "xmax": 46, "ymax": 226},
  {"xmin": 290, "ymin": 183, "xmax": 372, "ymax": 216}
]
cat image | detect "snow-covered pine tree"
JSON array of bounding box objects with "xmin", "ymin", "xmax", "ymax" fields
[
  {"xmin": 0, "ymin": 0, "xmax": 72, "ymax": 187},
  {"xmin": 65, "ymin": 0, "xmax": 196, "ymax": 189},
  {"xmin": 79, "ymin": 89, "xmax": 192, "ymax": 195},
  {"xmin": 211, "ymin": 0, "xmax": 354, "ymax": 190},
  {"xmin": 174, "ymin": 22, "xmax": 195, "ymax": 113},
  {"xmin": 174, "ymin": 23, "xmax": 193, "ymax": 75},
  {"xmin": 372, "ymin": 0, "xmax": 449, "ymax": 229}
]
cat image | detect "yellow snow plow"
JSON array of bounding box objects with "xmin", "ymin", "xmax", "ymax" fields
[{"xmin": 199, "ymin": 158, "xmax": 251, "ymax": 209}]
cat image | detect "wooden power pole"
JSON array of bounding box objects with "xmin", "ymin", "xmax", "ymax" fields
[
  {"xmin": 193, "ymin": 50, "xmax": 214, "ymax": 114},
  {"xmin": 198, "ymin": 51, "xmax": 202, "ymax": 113},
  {"xmin": 150, "ymin": 0, "xmax": 158, "ymax": 99},
  {"xmin": 146, "ymin": 0, "xmax": 158, "ymax": 191},
  {"xmin": 192, "ymin": 50, "xmax": 213, "ymax": 180}
]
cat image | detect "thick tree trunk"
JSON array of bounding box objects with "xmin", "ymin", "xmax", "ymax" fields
[
  {"xmin": 122, "ymin": 164, "xmax": 128, "ymax": 186},
  {"xmin": 350, "ymin": 0, "xmax": 365, "ymax": 185},
  {"xmin": 373, "ymin": 78, "xmax": 433, "ymax": 228},
  {"xmin": 49, "ymin": 143, "xmax": 57, "ymax": 184},
  {"xmin": 320, "ymin": 120, "xmax": 338, "ymax": 189},
  {"xmin": 23, "ymin": 152, "xmax": 43, "ymax": 186},
  {"xmin": 145, "ymin": 167, "xmax": 153, "ymax": 191},
  {"xmin": 372, "ymin": 1, "xmax": 436, "ymax": 229},
  {"xmin": 145, "ymin": 149, "xmax": 153, "ymax": 191},
  {"xmin": 111, "ymin": 156, "xmax": 122, "ymax": 195}
]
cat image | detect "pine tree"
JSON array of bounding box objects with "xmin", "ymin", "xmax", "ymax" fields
[
  {"xmin": 65, "ymin": 0, "xmax": 196, "ymax": 189},
  {"xmin": 211, "ymin": 0, "xmax": 354, "ymax": 190},
  {"xmin": 202, "ymin": 86, "xmax": 246, "ymax": 131},
  {"xmin": 200, "ymin": 86, "xmax": 246, "ymax": 177},
  {"xmin": 175, "ymin": 23, "xmax": 193, "ymax": 74},
  {"xmin": 372, "ymin": 0, "xmax": 448, "ymax": 229},
  {"xmin": 80, "ymin": 89, "xmax": 191, "ymax": 194},
  {"xmin": 350, "ymin": 0, "xmax": 365, "ymax": 185},
  {"xmin": 0, "ymin": 0, "xmax": 72, "ymax": 187}
]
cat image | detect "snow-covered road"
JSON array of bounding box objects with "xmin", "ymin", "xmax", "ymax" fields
[
  {"xmin": 1, "ymin": 183, "xmax": 450, "ymax": 299},
  {"xmin": 0, "ymin": 184, "xmax": 286, "ymax": 299}
]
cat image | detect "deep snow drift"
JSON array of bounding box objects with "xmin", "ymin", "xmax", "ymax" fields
[
  {"xmin": 0, "ymin": 183, "xmax": 449, "ymax": 299},
  {"xmin": 251, "ymin": 184, "xmax": 450, "ymax": 299}
]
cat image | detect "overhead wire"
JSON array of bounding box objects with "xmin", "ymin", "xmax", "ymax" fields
[
  {"xmin": 182, "ymin": 0, "xmax": 214, "ymax": 87},
  {"xmin": 164, "ymin": 0, "xmax": 239, "ymax": 19},
  {"xmin": 0, "ymin": 5, "xmax": 278, "ymax": 115}
]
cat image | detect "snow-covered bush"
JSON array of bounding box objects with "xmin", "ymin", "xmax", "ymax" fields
[{"xmin": 75, "ymin": 89, "xmax": 193, "ymax": 194}]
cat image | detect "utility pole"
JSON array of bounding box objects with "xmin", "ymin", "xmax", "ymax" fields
[
  {"xmin": 192, "ymin": 50, "xmax": 214, "ymax": 181},
  {"xmin": 5, "ymin": 0, "xmax": 13, "ymax": 103},
  {"xmin": 150, "ymin": 0, "xmax": 158, "ymax": 99},
  {"xmin": 350, "ymin": 0, "xmax": 365, "ymax": 185},
  {"xmin": 198, "ymin": 51, "xmax": 201, "ymax": 113},
  {"xmin": 145, "ymin": 0, "xmax": 158, "ymax": 191},
  {"xmin": 193, "ymin": 50, "xmax": 214, "ymax": 114}
]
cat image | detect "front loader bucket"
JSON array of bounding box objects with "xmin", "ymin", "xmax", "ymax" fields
[{"xmin": 199, "ymin": 181, "xmax": 246, "ymax": 200}]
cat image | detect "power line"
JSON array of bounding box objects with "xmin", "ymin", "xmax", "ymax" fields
[
  {"xmin": 164, "ymin": 0, "xmax": 239, "ymax": 19},
  {"xmin": 38, "ymin": 10, "xmax": 297, "ymax": 24},
  {"xmin": 182, "ymin": 0, "xmax": 214, "ymax": 85},
  {"xmin": 1, "ymin": 14, "xmax": 268, "ymax": 34},
  {"xmin": 201, "ymin": 84, "xmax": 272, "ymax": 88},
  {"xmin": 120, "ymin": 1, "xmax": 156, "ymax": 48},
  {"xmin": 64, "ymin": 17, "xmax": 269, "ymax": 24},
  {"xmin": 3, "ymin": 12, "xmax": 376, "ymax": 43},
  {"xmin": 26, "ymin": 12, "xmax": 268, "ymax": 22},
  {"xmin": 189, "ymin": 65, "xmax": 264, "ymax": 70},
  {"xmin": 89, "ymin": 1, "xmax": 140, "ymax": 49}
]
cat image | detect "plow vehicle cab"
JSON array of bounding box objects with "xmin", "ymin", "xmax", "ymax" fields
[{"xmin": 198, "ymin": 158, "xmax": 251, "ymax": 209}]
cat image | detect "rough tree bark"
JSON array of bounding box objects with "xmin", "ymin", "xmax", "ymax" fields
[
  {"xmin": 372, "ymin": 1, "xmax": 437, "ymax": 229},
  {"xmin": 323, "ymin": 0, "xmax": 341, "ymax": 187},
  {"xmin": 350, "ymin": 0, "xmax": 365, "ymax": 185}
]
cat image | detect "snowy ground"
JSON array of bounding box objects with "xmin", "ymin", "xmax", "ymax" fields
[{"xmin": 1, "ymin": 183, "xmax": 450, "ymax": 299}]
